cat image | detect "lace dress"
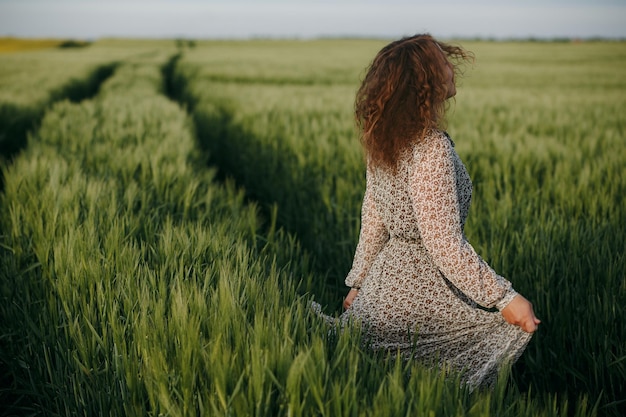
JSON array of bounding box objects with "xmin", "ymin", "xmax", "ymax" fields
[{"xmin": 340, "ymin": 130, "xmax": 532, "ymax": 388}]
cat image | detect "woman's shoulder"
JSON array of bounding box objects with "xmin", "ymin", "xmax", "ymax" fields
[
  {"xmin": 414, "ymin": 129, "xmax": 455, "ymax": 153},
  {"xmin": 406, "ymin": 130, "xmax": 457, "ymax": 173}
]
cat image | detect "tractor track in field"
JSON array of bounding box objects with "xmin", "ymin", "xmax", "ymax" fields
[
  {"xmin": 160, "ymin": 53, "xmax": 351, "ymax": 307},
  {"xmin": 0, "ymin": 62, "xmax": 118, "ymax": 190}
]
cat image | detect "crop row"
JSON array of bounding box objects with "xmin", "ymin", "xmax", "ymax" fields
[{"xmin": 0, "ymin": 42, "xmax": 180, "ymax": 165}]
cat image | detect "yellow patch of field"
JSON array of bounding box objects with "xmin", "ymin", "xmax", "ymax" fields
[{"xmin": 0, "ymin": 37, "xmax": 64, "ymax": 53}]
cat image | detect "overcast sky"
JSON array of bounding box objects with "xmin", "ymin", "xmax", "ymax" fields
[{"xmin": 1, "ymin": 0, "xmax": 624, "ymax": 40}]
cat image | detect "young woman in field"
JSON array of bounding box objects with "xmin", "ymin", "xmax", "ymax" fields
[{"xmin": 339, "ymin": 34, "xmax": 540, "ymax": 388}]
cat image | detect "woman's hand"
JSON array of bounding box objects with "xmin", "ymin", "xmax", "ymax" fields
[
  {"xmin": 501, "ymin": 294, "xmax": 541, "ymax": 333},
  {"xmin": 343, "ymin": 288, "xmax": 359, "ymax": 310}
]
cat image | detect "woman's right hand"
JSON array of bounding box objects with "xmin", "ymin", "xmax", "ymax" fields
[
  {"xmin": 343, "ymin": 288, "xmax": 359, "ymax": 310},
  {"xmin": 501, "ymin": 294, "xmax": 541, "ymax": 333}
]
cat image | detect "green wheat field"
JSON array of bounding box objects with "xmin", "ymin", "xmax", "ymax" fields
[{"xmin": 0, "ymin": 38, "xmax": 624, "ymax": 416}]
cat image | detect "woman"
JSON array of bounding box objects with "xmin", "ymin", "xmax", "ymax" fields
[{"xmin": 339, "ymin": 34, "xmax": 540, "ymax": 388}]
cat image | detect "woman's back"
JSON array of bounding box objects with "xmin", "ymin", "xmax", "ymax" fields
[{"xmin": 369, "ymin": 130, "xmax": 471, "ymax": 244}]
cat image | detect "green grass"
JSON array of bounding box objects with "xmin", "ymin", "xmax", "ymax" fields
[
  {"xmin": 0, "ymin": 41, "xmax": 176, "ymax": 162},
  {"xmin": 1, "ymin": 57, "xmax": 313, "ymax": 415},
  {"xmin": 0, "ymin": 39, "xmax": 624, "ymax": 416}
]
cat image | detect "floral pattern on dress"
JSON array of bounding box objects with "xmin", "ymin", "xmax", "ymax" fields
[{"xmin": 339, "ymin": 130, "xmax": 532, "ymax": 388}]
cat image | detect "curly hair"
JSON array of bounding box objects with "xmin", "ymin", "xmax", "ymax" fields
[{"xmin": 355, "ymin": 34, "xmax": 473, "ymax": 171}]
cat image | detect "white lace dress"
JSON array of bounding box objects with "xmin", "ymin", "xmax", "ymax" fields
[{"xmin": 340, "ymin": 130, "xmax": 532, "ymax": 388}]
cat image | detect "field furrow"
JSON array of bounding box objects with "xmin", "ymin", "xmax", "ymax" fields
[
  {"xmin": 0, "ymin": 63, "xmax": 116, "ymax": 170},
  {"xmin": 0, "ymin": 42, "xmax": 182, "ymax": 186}
]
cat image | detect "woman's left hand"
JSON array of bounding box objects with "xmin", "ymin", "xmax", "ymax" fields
[
  {"xmin": 343, "ymin": 288, "xmax": 359, "ymax": 310},
  {"xmin": 501, "ymin": 294, "xmax": 541, "ymax": 333}
]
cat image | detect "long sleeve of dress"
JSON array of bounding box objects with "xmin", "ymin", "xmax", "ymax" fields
[
  {"xmin": 345, "ymin": 168, "xmax": 390, "ymax": 289},
  {"xmin": 410, "ymin": 133, "xmax": 517, "ymax": 310}
]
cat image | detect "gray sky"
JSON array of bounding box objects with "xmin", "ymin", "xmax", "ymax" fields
[{"xmin": 1, "ymin": 0, "xmax": 625, "ymax": 40}]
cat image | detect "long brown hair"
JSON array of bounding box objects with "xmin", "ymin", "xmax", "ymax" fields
[{"xmin": 355, "ymin": 34, "xmax": 472, "ymax": 170}]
